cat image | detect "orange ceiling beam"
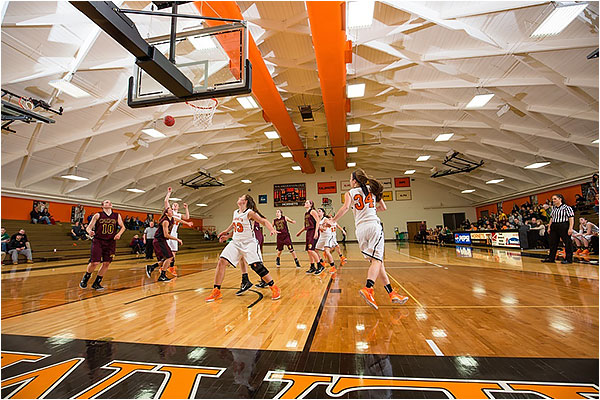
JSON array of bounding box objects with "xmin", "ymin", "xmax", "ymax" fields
[
  {"xmin": 306, "ymin": 1, "xmax": 348, "ymax": 171},
  {"xmin": 193, "ymin": 1, "xmax": 315, "ymax": 174}
]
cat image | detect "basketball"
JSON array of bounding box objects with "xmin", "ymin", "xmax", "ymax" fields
[{"xmin": 163, "ymin": 115, "xmax": 175, "ymax": 126}]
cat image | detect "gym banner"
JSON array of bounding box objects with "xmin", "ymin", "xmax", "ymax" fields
[
  {"xmin": 274, "ymin": 183, "xmax": 306, "ymax": 207},
  {"xmin": 382, "ymin": 191, "xmax": 393, "ymax": 201},
  {"xmin": 492, "ymin": 231, "xmax": 520, "ymax": 248},
  {"xmin": 470, "ymin": 232, "xmax": 492, "ymax": 245},
  {"xmin": 454, "ymin": 233, "xmax": 472, "ymax": 245},
  {"xmin": 317, "ymin": 181, "xmax": 337, "ymax": 194},
  {"xmin": 394, "ymin": 177, "xmax": 410, "ymax": 187},
  {"xmin": 376, "ymin": 177, "xmax": 392, "ymax": 189}
]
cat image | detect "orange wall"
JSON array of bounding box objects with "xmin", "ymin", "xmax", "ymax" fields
[
  {"xmin": 476, "ymin": 184, "xmax": 583, "ymax": 218},
  {"xmin": 1, "ymin": 196, "xmax": 202, "ymax": 229}
]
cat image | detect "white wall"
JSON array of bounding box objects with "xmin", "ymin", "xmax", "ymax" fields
[{"xmin": 203, "ymin": 170, "xmax": 476, "ymax": 242}]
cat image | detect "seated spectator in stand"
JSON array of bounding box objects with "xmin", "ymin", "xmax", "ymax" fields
[
  {"xmin": 469, "ymin": 224, "xmax": 478, "ymax": 231},
  {"xmin": 129, "ymin": 234, "xmax": 144, "ymax": 255},
  {"xmin": 439, "ymin": 226, "xmax": 452, "ymax": 244},
  {"xmin": 8, "ymin": 233, "xmax": 33, "ymax": 264},
  {"xmin": 11, "ymin": 229, "xmax": 29, "ymax": 245},
  {"xmin": 134, "ymin": 217, "xmax": 142, "ymax": 230},
  {"xmin": 572, "ymin": 217, "xmax": 599, "ymax": 256},
  {"xmin": 39, "ymin": 206, "xmax": 53, "ymax": 224},
  {"xmin": 1, "ymin": 227, "xmax": 9, "ymax": 253},
  {"xmin": 70, "ymin": 221, "xmax": 88, "ymax": 240},
  {"xmin": 575, "ymin": 194, "xmax": 586, "ymax": 210},
  {"xmin": 595, "ymin": 194, "xmax": 599, "ymax": 214}
]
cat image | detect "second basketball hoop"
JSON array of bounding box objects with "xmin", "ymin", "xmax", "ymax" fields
[{"xmin": 186, "ymin": 98, "xmax": 218, "ymax": 130}]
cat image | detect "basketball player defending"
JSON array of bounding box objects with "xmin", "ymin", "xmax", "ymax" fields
[
  {"xmin": 327, "ymin": 169, "xmax": 408, "ymax": 309},
  {"xmin": 146, "ymin": 206, "xmax": 182, "ymax": 282},
  {"xmin": 274, "ymin": 209, "xmax": 301, "ymax": 268},
  {"xmin": 296, "ymin": 200, "xmax": 322, "ymax": 274},
  {"xmin": 164, "ymin": 187, "xmax": 193, "ymax": 276},
  {"xmin": 205, "ymin": 194, "xmax": 281, "ymax": 302},
  {"xmin": 79, "ymin": 200, "xmax": 126, "ymax": 290}
]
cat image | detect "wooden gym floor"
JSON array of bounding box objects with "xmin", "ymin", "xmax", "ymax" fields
[{"xmin": 1, "ymin": 242, "xmax": 598, "ymax": 398}]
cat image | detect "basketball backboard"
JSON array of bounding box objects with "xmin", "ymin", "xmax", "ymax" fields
[
  {"xmin": 129, "ymin": 21, "xmax": 251, "ymax": 108},
  {"xmin": 70, "ymin": 2, "xmax": 251, "ymax": 109}
]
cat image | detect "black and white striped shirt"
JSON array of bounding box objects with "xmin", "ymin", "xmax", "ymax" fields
[{"xmin": 550, "ymin": 204, "xmax": 574, "ymax": 223}]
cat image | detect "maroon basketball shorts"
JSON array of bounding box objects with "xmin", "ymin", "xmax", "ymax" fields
[
  {"xmin": 305, "ymin": 229, "xmax": 319, "ymax": 251},
  {"xmin": 276, "ymin": 234, "xmax": 293, "ymax": 251},
  {"xmin": 90, "ymin": 238, "xmax": 116, "ymax": 263},
  {"xmin": 153, "ymin": 238, "xmax": 173, "ymax": 261}
]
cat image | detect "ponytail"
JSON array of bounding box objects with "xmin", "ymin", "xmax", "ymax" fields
[
  {"xmin": 244, "ymin": 195, "xmax": 266, "ymax": 218},
  {"xmin": 353, "ymin": 169, "xmax": 384, "ymax": 202}
]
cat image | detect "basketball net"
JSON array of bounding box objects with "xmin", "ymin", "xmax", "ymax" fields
[{"xmin": 186, "ymin": 99, "xmax": 218, "ymax": 129}]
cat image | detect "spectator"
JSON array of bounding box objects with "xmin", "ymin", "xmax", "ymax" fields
[
  {"xmin": 30, "ymin": 207, "xmax": 51, "ymax": 224},
  {"xmin": 11, "ymin": 229, "xmax": 29, "ymax": 245},
  {"xmin": 572, "ymin": 217, "xmax": 599, "ymax": 256},
  {"xmin": 143, "ymin": 221, "xmax": 158, "ymax": 260},
  {"xmin": 70, "ymin": 221, "xmax": 86, "ymax": 240},
  {"xmin": 134, "ymin": 217, "xmax": 141, "ymax": 230},
  {"xmin": 129, "ymin": 234, "xmax": 144, "ymax": 255},
  {"xmin": 8, "ymin": 233, "xmax": 33, "ymax": 264},
  {"xmin": 1, "ymin": 227, "xmax": 9, "ymax": 253}
]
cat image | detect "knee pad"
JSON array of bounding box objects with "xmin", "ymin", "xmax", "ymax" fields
[
  {"xmin": 250, "ymin": 262, "xmax": 269, "ymax": 278},
  {"xmin": 287, "ymin": 245, "xmax": 294, "ymax": 253}
]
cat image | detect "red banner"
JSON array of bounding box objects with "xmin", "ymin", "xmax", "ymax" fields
[
  {"xmin": 394, "ymin": 177, "xmax": 410, "ymax": 187},
  {"xmin": 317, "ymin": 181, "xmax": 337, "ymax": 194}
]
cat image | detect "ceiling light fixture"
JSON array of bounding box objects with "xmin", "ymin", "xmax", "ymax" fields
[
  {"xmin": 191, "ymin": 153, "xmax": 208, "ymax": 159},
  {"xmin": 486, "ymin": 179, "xmax": 504, "ymax": 184},
  {"xmin": 241, "ymin": 179, "xmax": 252, "ymax": 183},
  {"xmin": 435, "ymin": 133, "xmax": 454, "ymax": 142},
  {"xmin": 220, "ymin": 169, "xmax": 233, "ymax": 174},
  {"xmin": 416, "ymin": 155, "xmax": 430, "ymax": 161},
  {"xmin": 292, "ymin": 166, "xmax": 301, "ymax": 171},
  {"xmin": 236, "ymin": 96, "xmax": 259, "ymax": 109},
  {"xmin": 404, "ymin": 170, "xmax": 415, "ymax": 174},
  {"xmin": 347, "ymin": 147, "xmax": 358, "ymax": 153},
  {"xmin": 347, "ymin": 162, "xmax": 356, "ymax": 167},
  {"xmin": 347, "ymin": 83, "xmax": 365, "ymax": 98},
  {"xmin": 169, "ymin": 197, "xmax": 182, "ymax": 201},
  {"xmin": 264, "ymin": 130, "xmax": 279, "ymax": 139},
  {"xmin": 461, "ymin": 189, "xmax": 476, "ymax": 193},
  {"xmin": 347, "ymin": 1, "xmax": 375, "ymax": 29},
  {"xmin": 347, "ymin": 123, "xmax": 360, "ymax": 132},
  {"xmin": 197, "ymin": 203, "xmax": 208, "ymax": 207},
  {"xmin": 531, "ymin": 3, "xmax": 588, "ymax": 38},
  {"xmin": 466, "ymin": 93, "xmax": 494, "ymax": 109},
  {"xmin": 142, "ymin": 128, "xmax": 166, "ymax": 138},
  {"xmin": 281, "ymin": 152, "xmax": 293, "ymax": 158},
  {"xmin": 126, "ymin": 188, "xmax": 145, "ymax": 193},
  {"xmin": 61, "ymin": 174, "xmax": 89, "ymax": 181},
  {"xmin": 592, "ymin": 139, "xmax": 599, "ymax": 144},
  {"xmin": 524, "ymin": 161, "xmax": 551, "ymax": 169},
  {"xmin": 48, "ymin": 79, "xmax": 92, "ymax": 98}
]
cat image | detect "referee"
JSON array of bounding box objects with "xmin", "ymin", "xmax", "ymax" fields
[{"xmin": 542, "ymin": 194, "xmax": 575, "ymax": 264}]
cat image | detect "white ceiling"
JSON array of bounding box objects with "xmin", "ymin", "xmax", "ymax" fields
[{"xmin": 2, "ymin": 1, "xmax": 598, "ymax": 216}]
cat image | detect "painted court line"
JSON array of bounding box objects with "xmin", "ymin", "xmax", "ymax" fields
[
  {"xmin": 386, "ymin": 272, "xmax": 423, "ymax": 308},
  {"xmin": 426, "ymin": 339, "xmax": 444, "ymax": 356},
  {"xmin": 398, "ymin": 251, "xmax": 445, "ymax": 268}
]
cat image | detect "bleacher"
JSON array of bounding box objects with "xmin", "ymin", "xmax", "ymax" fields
[{"xmin": 1, "ymin": 220, "xmax": 224, "ymax": 264}]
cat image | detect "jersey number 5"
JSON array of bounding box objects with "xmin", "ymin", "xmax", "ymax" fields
[
  {"xmin": 234, "ymin": 223, "xmax": 244, "ymax": 232},
  {"xmin": 354, "ymin": 193, "xmax": 375, "ymax": 210}
]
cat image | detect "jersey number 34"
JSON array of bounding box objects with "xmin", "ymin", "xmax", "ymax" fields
[{"xmin": 353, "ymin": 193, "xmax": 374, "ymax": 210}]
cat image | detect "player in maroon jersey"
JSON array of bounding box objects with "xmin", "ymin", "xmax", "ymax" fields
[
  {"xmin": 146, "ymin": 206, "xmax": 182, "ymax": 282},
  {"xmin": 296, "ymin": 200, "xmax": 322, "ymax": 274},
  {"xmin": 274, "ymin": 209, "xmax": 301, "ymax": 268},
  {"xmin": 79, "ymin": 200, "xmax": 126, "ymax": 290}
]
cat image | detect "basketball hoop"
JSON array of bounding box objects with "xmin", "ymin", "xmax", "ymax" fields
[{"xmin": 186, "ymin": 98, "xmax": 218, "ymax": 129}]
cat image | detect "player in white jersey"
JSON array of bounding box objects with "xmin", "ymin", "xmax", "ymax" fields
[
  {"xmin": 164, "ymin": 187, "xmax": 191, "ymax": 277},
  {"xmin": 327, "ymin": 169, "xmax": 408, "ymax": 310},
  {"xmin": 205, "ymin": 194, "xmax": 281, "ymax": 302},
  {"xmin": 315, "ymin": 208, "xmax": 337, "ymax": 273},
  {"xmin": 327, "ymin": 218, "xmax": 347, "ymax": 267},
  {"xmin": 572, "ymin": 217, "xmax": 599, "ymax": 256}
]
